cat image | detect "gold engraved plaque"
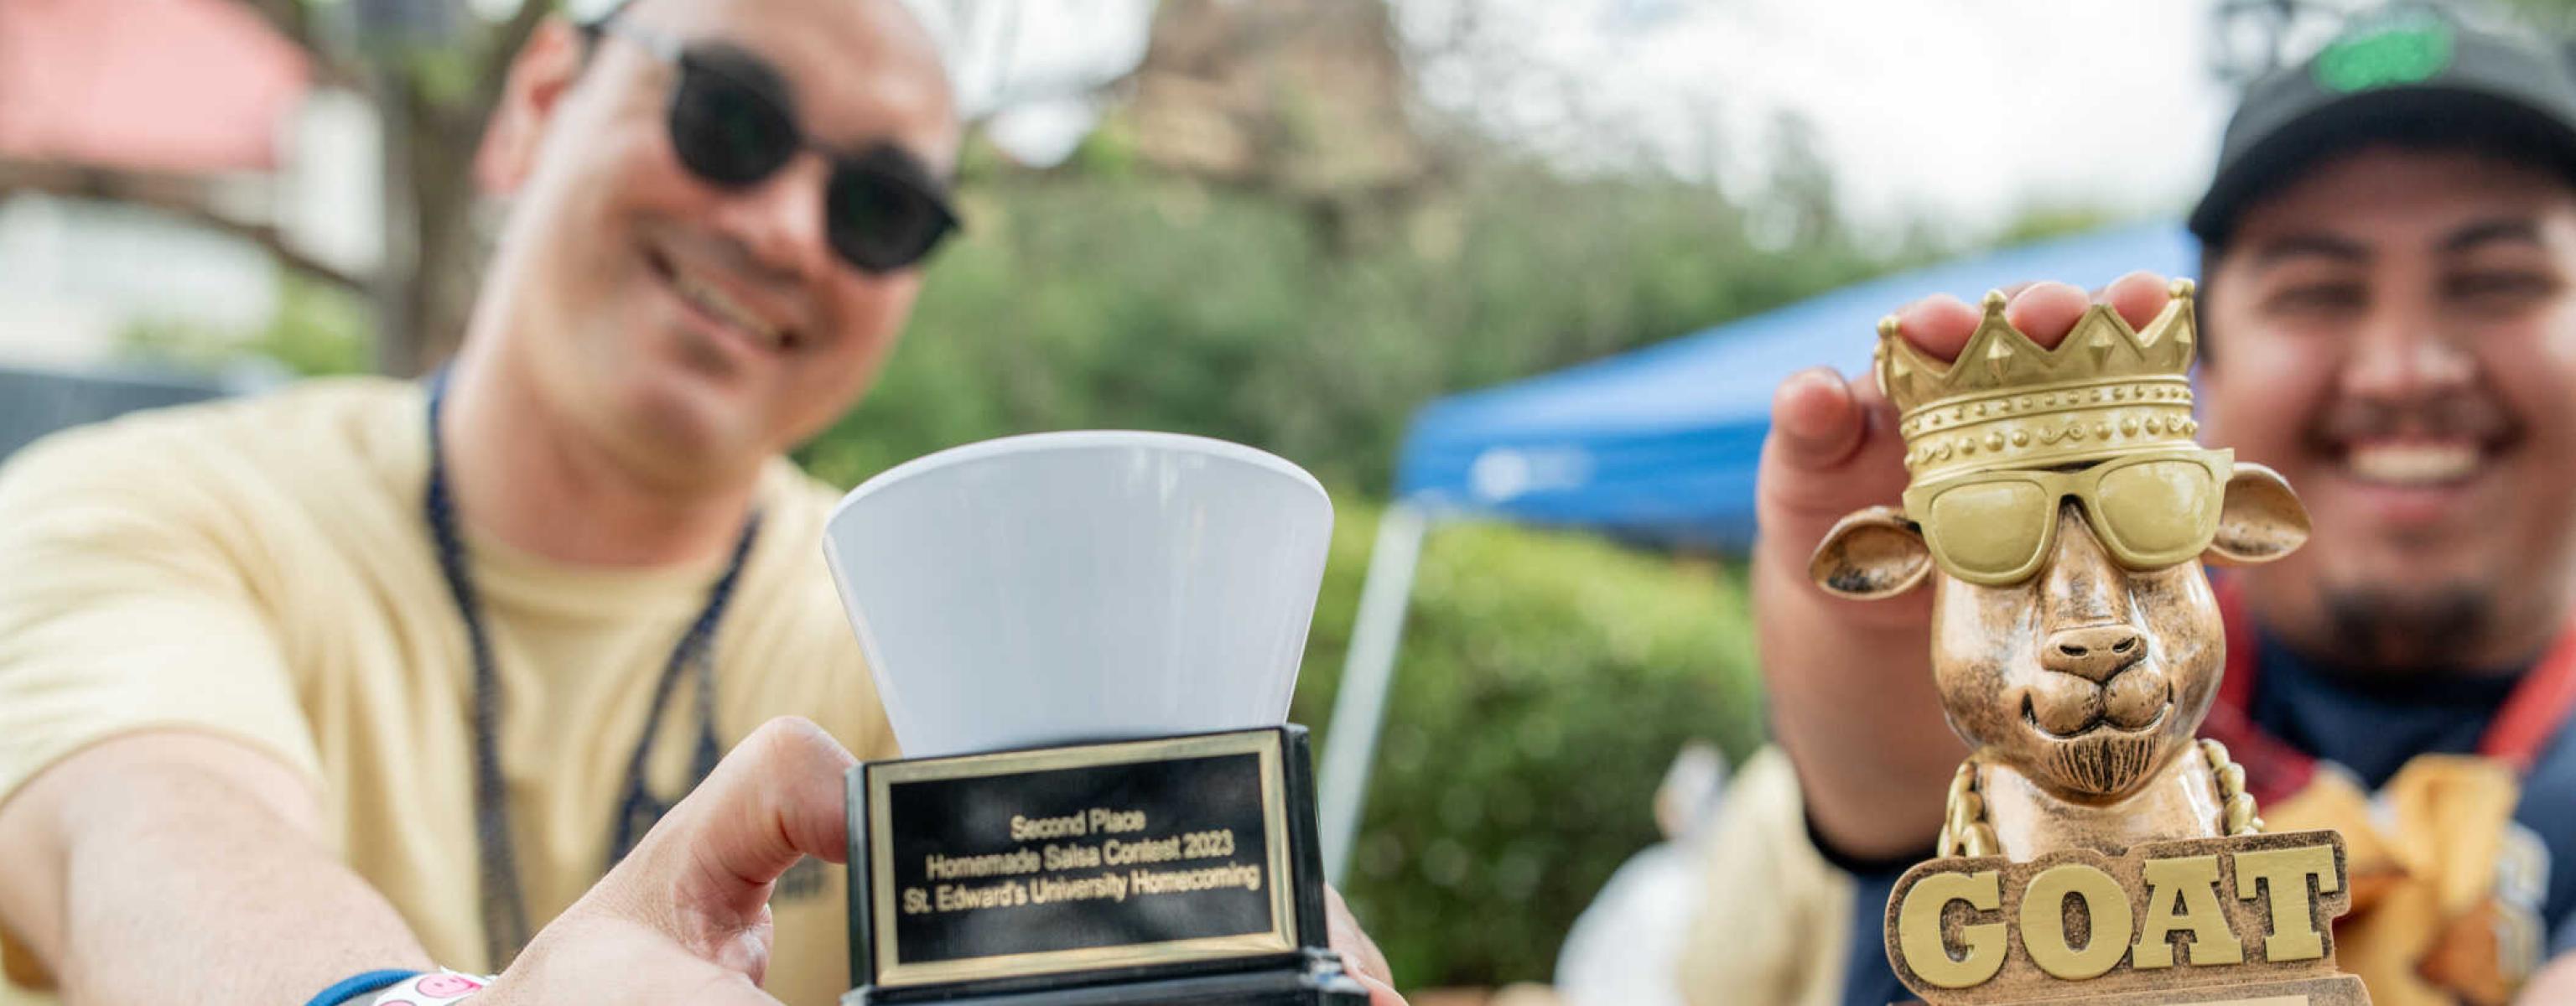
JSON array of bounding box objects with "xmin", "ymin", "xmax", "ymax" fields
[
  {"xmin": 859, "ymin": 730, "xmax": 1300, "ymax": 987},
  {"xmin": 1884, "ymin": 832, "xmax": 2366, "ymax": 1004}
]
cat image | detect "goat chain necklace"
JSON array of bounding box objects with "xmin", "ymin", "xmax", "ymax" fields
[
  {"xmin": 423, "ymin": 375, "xmax": 761, "ymax": 965},
  {"xmin": 1937, "ymin": 739, "xmax": 2263, "ymax": 858}
]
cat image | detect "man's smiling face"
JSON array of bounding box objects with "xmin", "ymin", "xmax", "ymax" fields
[
  {"xmin": 480, "ymin": 0, "xmax": 959, "ymax": 484},
  {"xmin": 2205, "ymin": 145, "xmax": 2576, "ymax": 672}
]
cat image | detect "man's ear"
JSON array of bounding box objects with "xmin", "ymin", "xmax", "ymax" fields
[
  {"xmin": 2207, "ymin": 462, "xmax": 2309, "ymax": 565},
  {"xmin": 475, "ymin": 17, "xmax": 587, "ymax": 195},
  {"xmin": 1809, "ymin": 506, "xmax": 1933, "ymax": 600}
]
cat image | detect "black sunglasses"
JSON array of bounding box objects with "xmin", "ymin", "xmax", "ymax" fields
[{"xmin": 582, "ymin": 19, "xmax": 959, "ymax": 274}]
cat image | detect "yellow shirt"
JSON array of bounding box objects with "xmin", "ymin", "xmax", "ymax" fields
[{"xmin": 0, "ymin": 377, "xmax": 895, "ymax": 1006}]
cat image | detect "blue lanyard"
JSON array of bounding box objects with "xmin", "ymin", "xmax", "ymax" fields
[{"xmin": 422, "ymin": 376, "xmax": 759, "ymax": 965}]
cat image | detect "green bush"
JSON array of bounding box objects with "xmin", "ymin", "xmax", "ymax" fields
[{"xmin": 1291, "ymin": 499, "xmax": 1763, "ymax": 989}]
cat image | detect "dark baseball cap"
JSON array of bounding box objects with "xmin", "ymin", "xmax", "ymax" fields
[{"xmin": 2189, "ymin": 14, "xmax": 2576, "ymax": 246}]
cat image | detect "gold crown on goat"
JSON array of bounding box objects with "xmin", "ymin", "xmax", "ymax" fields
[{"xmin": 1877, "ymin": 278, "xmax": 2202, "ymax": 482}]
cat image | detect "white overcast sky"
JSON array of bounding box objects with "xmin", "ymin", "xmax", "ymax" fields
[
  {"xmin": 912, "ymin": 0, "xmax": 2247, "ymax": 237},
  {"xmin": 545, "ymin": 0, "xmax": 2254, "ymax": 236},
  {"xmin": 1390, "ymin": 0, "xmax": 2238, "ymax": 234}
]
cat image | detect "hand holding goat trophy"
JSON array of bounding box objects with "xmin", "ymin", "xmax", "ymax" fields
[{"xmin": 1810, "ymin": 283, "xmax": 2371, "ymax": 1005}]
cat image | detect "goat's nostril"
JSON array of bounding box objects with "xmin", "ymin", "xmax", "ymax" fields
[{"xmin": 2044, "ymin": 625, "xmax": 2148, "ymax": 684}]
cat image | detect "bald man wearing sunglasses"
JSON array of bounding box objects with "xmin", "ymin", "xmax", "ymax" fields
[
  {"xmin": 0, "ymin": 2, "xmax": 1398, "ymax": 1004},
  {"xmin": 1671, "ymin": 18, "xmax": 2576, "ymax": 1006}
]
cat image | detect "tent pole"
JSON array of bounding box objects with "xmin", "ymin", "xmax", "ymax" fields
[{"xmin": 1317, "ymin": 503, "xmax": 1429, "ymax": 888}]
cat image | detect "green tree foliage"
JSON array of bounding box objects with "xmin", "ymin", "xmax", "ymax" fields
[
  {"xmin": 797, "ymin": 146, "xmax": 1902, "ymax": 493},
  {"xmin": 1292, "ymin": 500, "xmax": 1763, "ymax": 988}
]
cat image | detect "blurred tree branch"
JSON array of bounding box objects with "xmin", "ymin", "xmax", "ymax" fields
[
  {"xmin": 0, "ymin": 158, "xmax": 368, "ymax": 293},
  {"xmin": 163, "ymin": 0, "xmax": 570, "ymax": 376},
  {"xmin": 353, "ymin": 0, "xmax": 564, "ymax": 375},
  {"xmin": 26, "ymin": 0, "xmax": 557, "ymax": 376}
]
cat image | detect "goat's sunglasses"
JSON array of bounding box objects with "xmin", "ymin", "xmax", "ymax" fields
[
  {"xmin": 582, "ymin": 19, "xmax": 959, "ymax": 274},
  {"xmin": 1899, "ymin": 449, "xmax": 2234, "ymax": 587}
]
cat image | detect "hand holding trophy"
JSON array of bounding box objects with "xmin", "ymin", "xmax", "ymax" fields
[
  {"xmin": 823, "ymin": 432, "xmax": 1374, "ymax": 1005},
  {"xmin": 1810, "ymin": 284, "xmax": 2372, "ymax": 1003}
]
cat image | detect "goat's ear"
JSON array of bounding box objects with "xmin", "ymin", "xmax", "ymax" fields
[
  {"xmin": 2208, "ymin": 462, "xmax": 2309, "ymax": 565},
  {"xmin": 1809, "ymin": 506, "xmax": 1933, "ymax": 600}
]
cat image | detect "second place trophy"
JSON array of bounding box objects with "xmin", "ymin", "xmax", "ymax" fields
[{"xmin": 823, "ymin": 432, "xmax": 1372, "ymax": 1005}]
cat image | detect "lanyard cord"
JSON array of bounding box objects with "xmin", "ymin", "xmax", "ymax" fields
[{"xmin": 422, "ymin": 376, "xmax": 760, "ymax": 966}]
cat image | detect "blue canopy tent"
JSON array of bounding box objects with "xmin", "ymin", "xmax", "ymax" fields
[{"xmin": 1315, "ymin": 221, "xmax": 2200, "ymax": 879}]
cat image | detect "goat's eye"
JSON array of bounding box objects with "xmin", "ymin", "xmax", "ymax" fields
[
  {"xmin": 2096, "ymin": 462, "xmax": 2217, "ymax": 559},
  {"xmin": 1926, "ymin": 481, "xmax": 2049, "ymax": 578}
]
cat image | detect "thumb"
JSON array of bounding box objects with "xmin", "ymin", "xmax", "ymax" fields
[
  {"xmin": 1767, "ymin": 367, "xmax": 1867, "ymax": 473},
  {"xmin": 664, "ymin": 718, "xmax": 856, "ymax": 920},
  {"xmin": 601, "ymin": 717, "xmax": 856, "ymax": 962}
]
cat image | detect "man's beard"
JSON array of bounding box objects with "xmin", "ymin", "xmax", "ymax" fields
[{"xmin": 2318, "ymin": 584, "xmax": 2496, "ymax": 678}]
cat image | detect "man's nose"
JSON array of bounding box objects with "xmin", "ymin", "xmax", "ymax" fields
[
  {"xmin": 712, "ymin": 155, "xmax": 834, "ymax": 280},
  {"xmin": 2040, "ymin": 625, "xmax": 2144, "ymax": 682},
  {"xmin": 2340, "ymin": 301, "xmax": 2475, "ymax": 402}
]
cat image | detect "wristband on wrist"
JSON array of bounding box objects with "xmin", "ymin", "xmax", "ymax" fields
[
  {"xmin": 364, "ymin": 969, "xmax": 493, "ymax": 1005},
  {"xmin": 304, "ymin": 970, "xmax": 421, "ymax": 1006},
  {"xmin": 303, "ymin": 968, "xmax": 492, "ymax": 1006}
]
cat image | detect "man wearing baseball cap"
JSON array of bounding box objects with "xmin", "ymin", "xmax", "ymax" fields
[{"xmin": 1675, "ymin": 13, "xmax": 2576, "ymax": 1006}]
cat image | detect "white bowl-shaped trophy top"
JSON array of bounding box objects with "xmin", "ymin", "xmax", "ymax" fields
[{"xmin": 823, "ymin": 431, "xmax": 1334, "ymax": 758}]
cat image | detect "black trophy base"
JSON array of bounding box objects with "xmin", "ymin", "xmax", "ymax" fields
[
  {"xmin": 842, "ymin": 948, "xmax": 1369, "ymax": 1005},
  {"xmin": 845, "ymin": 727, "xmax": 1370, "ymax": 1006}
]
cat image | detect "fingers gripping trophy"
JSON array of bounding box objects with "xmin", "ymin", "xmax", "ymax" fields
[{"xmin": 1809, "ymin": 283, "xmax": 2372, "ymax": 1004}]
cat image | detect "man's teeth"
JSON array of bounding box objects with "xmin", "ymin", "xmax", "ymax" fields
[
  {"xmin": 672, "ymin": 270, "xmax": 782, "ymax": 348},
  {"xmin": 2346, "ymin": 442, "xmax": 2480, "ymax": 485}
]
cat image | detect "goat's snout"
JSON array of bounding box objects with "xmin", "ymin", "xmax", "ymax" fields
[{"xmin": 2041, "ymin": 625, "xmax": 2144, "ymax": 683}]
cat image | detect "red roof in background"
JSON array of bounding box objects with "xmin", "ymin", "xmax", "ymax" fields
[{"xmin": 0, "ymin": 0, "xmax": 312, "ymax": 174}]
